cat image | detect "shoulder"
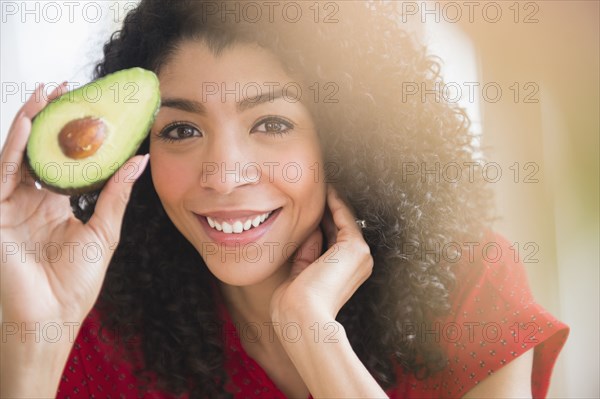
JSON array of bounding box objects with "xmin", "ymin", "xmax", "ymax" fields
[{"xmin": 387, "ymin": 232, "xmax": 569, "ymax": 399}]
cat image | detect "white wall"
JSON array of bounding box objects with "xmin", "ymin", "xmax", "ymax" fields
[{"xmin": 1, "ymin": 0, "xmax": 135, "ymax": 142}]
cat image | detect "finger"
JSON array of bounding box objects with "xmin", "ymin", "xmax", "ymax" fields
[
  {"xmin": 0, "ymin": 113, "xmax": 31, "ymax": 202},
  {"xmin": 20, "ymin": 82, "xmax": 66, "ymax": 119},
  {"xmin": 1, "ymin": 81, "xmax": 68, "ymax": 159},
  {"xmin": 290, "ymin": 227, "xmax": 323, "ymax": 278},
  {"xmin": 16, "ymin": 81, "xmax": 67, "ymax": 121},
  {"xmin": 0, "ymin": 83, "xmax": 69, "ymax": 202},
  {"xmin": 320, "ymin": 202, "xmax": 337, "ymax": 248},
  {"xmin": 46, "ymin": 81, "xmax": 69, "ymax": 102},
  {"xmin": 87, "ymin": 154, "xmax": 149, "ymax": 251},
  {"xmin": 19, "ymin": 83, "xmax": 46, "ymax": 119},
  {"xmin": 326, "ymin": 186, "xmax": 362, "ymax": 239},
  {"xmin": 19, "ymin": 161, "xmax": 37, "ymax": 187}
]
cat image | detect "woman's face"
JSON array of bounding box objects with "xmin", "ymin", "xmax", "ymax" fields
[{"xmin": 150, "ymin": 40, "xmax": 326, "ymax": 286}]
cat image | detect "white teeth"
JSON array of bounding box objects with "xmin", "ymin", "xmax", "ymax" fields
[
  {"xmin": 232, "ymin": 221, "xmax": 243, "ymax": 233},
  {"xmin": 222, "ymin": 221, "xmax": 233, "ymax": 234},
  {"xmin": 205, "ymin": 211, "xmax": 274, "ymax": 234}
]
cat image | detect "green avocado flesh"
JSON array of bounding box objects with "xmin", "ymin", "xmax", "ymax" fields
[{"xmin": 26, "ymin": 67, "xmax": 160, "ymax": 195}]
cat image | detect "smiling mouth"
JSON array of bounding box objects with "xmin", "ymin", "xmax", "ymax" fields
[{"xmin": 203, "ymin": 210, "xmax": 278, "ymax": 234}]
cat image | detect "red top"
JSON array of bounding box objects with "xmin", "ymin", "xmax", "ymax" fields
[{"xmin": 57, "ymin": 234, "xmax": 568, "ymax": 398}]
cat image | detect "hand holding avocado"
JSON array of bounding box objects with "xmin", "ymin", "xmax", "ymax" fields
[
  {"xmin": 0, "ymin": 70, "xmax": 157, "ymax": 397},
  {"xmin": 27, "ymin": 68, "xmax": 160, "ymax": 194}
]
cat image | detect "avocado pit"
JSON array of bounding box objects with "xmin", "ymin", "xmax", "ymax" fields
[{"xmin": 58, "ymin": 116, "xmax": 106, "ymax": 159}]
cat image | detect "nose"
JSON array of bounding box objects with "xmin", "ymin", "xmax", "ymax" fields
[{"xmin": 199, "ymin": 131, "xmax": 260, "ymax": 195}]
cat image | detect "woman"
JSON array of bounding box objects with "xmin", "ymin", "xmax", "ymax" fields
[{"xmin": 0, "ymin": 1, "xmax": 568, "ymax": 398}]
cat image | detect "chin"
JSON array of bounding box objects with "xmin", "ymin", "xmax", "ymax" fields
[{"xmin": 203, "ymin": 258, "xmax": 288, "ymax": 287}]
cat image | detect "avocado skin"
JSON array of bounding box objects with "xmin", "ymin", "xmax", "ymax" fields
[
  {"xmin": 26, "ymin": 68, "xmax": 160, "ymax": 196},
  {"xmin": 24, "ymin": 154, "xmax": 112, "ymax": 196}
]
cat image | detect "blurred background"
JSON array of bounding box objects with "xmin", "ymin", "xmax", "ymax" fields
[{"xmin": 1, "ymin": 1, "xmax": 598, "ymax": 397}]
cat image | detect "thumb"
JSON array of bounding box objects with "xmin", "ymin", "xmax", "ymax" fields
[
  {"xmin": 87, "ymin": 154, "xmax": 149, "ymax": 248},
  {"xmin": 289, "ymin": 227, "xmax": 323, "ymax": 278}
]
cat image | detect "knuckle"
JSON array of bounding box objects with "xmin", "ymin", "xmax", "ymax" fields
[
  {"xmin": 117, "ymin": 187, "xmax": 132, "ymax": 207},
  {"xmin": 352, "ymin": 240, "xmax": 372, "ymax": 257},
  {"xmin": 106, "ymin": 183, "xmax": 132, "ymax": 211},
  {"xmin": 345, "ymin": 239, "xmax": 374, "ymax": 279},
  {"xmin": 365, "ymin": 254, "xmax": 374, "ymax": 268},
  {"xmin": 363, "ymin": 254, "xmax": 374, "ymax": 271}
]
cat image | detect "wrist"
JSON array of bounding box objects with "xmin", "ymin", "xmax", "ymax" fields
[
  {"xmin": 1, "ymin": 321, "xmax": 79, "ymax": 398},
  {"xmin": 271, "ymin": 304, "xmax": 332, "ymax": 328},
  {"xmin": 267, "ymin": 317, "xmax": 386, "ymax": 397},
  {"xmin": 270, "ymin": 293, "xmax": 334, "ymax": 323},
  {"xmin": 271, "ymin": 308, "xmax": 343, "ymax": 346}
]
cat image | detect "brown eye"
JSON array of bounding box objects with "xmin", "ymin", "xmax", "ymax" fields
[
  {"xmin": 158, "ymin": 122, "xmax": 202, "ymax": 141},
  {"xmin": 252, "ymin": 117, "xmax": 294, "ymax": 135}
]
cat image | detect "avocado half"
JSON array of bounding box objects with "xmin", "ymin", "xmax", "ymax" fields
[{"xmin": 26, "ymin": 67, "xmax": 160, "ymax": 195}]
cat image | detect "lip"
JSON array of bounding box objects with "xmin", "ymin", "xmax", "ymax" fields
[{"xmin": 195, "ymin": 207, "xmax": 282, "ymax": 247}]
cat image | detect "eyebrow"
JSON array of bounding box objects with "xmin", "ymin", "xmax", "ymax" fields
[
  {"xmin": 161, "ymin": 87, "xmax": 286, "ymax": 115},
  {"xmin": 161, "ymin": 98, "xmax": 206, "ymax": 114},
  {"xmin": 238, "ymin": 88, "xmax": 285, "ymax": 112}
]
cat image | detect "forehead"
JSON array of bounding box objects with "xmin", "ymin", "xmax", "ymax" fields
[{"xmin": 158, "ymin": 40, "xmax": 293, "ymax": 96}]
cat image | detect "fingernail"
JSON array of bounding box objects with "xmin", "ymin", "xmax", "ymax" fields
[
  {"xmin": 50, "ymin": 82, "xmax": 68, "ymax": 96},
  {"xmin": 132, "ymin": 154, "xmax": 150, "ymax": 180}
]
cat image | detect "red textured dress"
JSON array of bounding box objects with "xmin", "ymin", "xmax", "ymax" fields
[{"xmin": 57, "ymin": 234, "xmax": 568, "ymax": 398}]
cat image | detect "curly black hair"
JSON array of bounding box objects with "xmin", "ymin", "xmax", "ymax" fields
[{"xmin": 72, "ymin": 1, "xmax": 492, "ymax": 397}]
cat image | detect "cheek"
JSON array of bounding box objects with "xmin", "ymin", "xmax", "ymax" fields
[
  {"xmin": 278, "ymin": 140, "xmax": 327, "ymax": 218},
  {"xmin": 149, "ymin": 147, "xmax": 194, "ymax": 208},
  {"xmin": 294, "ymin": 155, "xmax": 326, "ymax": 206}
]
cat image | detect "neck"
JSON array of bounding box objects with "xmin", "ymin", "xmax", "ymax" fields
[
  {"xmin": 219, "ymin": 262, "xmax": 291, "ymax": 333},
  {"xmin": 217, "ymin": 263, "xmax": 310, "ymax": 397}
]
